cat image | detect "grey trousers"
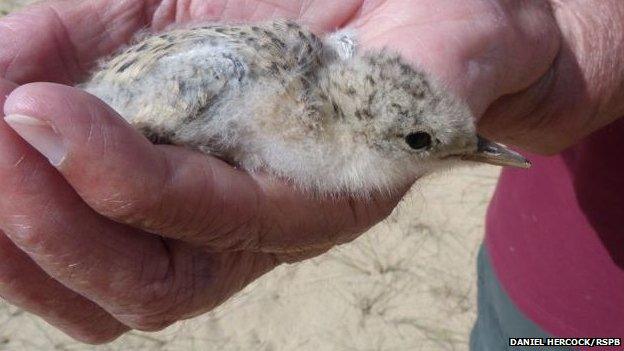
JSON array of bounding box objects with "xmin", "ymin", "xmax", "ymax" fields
[{"xmin": 469, "ymin": 245, "xmax": 572, "ymax": 351}]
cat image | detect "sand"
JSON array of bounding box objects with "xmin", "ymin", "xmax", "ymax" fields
[{"xmin": 0, "ymin": 1, "xmax": 500, "ymax": 350}]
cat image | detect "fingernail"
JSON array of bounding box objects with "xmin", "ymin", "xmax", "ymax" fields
[{"xmin": 4, "ymin": 114, "xmax": 66, "ymax": 166}]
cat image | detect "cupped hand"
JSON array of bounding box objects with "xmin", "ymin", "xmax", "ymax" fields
[{"xmin": 0, "ymin": 0, "xmax": 622, "ymax": 344}]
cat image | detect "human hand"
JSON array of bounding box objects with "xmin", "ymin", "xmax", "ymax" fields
[
  {"xmin": 0, "ymin": 0, "xmax": 622, "ymax": 344},
  {"xmin": 350, "ymin": 0, "xmax": 624, "ymax": 154}
]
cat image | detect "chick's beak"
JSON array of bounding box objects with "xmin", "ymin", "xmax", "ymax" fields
[{"xmin": 461, "ymin": 136, "xmax": 531, "ymax": 169}]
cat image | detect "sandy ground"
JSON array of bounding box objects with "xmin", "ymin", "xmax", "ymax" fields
[{"xmin": 0, "ymin": 1, "xmax": 500, "ymax": 350}]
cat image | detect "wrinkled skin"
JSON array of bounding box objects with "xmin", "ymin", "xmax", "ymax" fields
[{"xmin": 0, "ymin": 0, "xmax": 622, "ymax": 344}]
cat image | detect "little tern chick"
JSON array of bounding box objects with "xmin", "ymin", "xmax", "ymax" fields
[{"xmin": 81, "ymin": 21, "xmax": 529, "ymax": 196}]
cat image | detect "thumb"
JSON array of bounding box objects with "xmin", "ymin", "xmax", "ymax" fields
[{"xmin": 3, "ymin": 82, "xmax": 400, "ymax": 251}]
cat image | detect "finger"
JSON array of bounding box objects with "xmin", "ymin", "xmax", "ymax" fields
[
  {"xmin": 0, "ymin": 84, "xmax": 191, "ymax": 330},
  {"xmin": 0, "ymin": 0, "xmax": 151, "ymax": 83},
  {"xmin": 0, "ymin": 0, "xmax": 360, "ymax": 84},
  {"xmin": 477, "ymin": 67, "xmax": 566, "ymax": 153},
  {"xmin": 0, "ymin": 234, "xmax": 129, "ymax": 344},
  {"xmin": 479, "ymin": 1, "xmax": 624, "ymax": 154},
  {"xmin": 351, "ymin": 0, "xmax": 560, "ymax": 116},
  {"xmin": 0, "ymin": 79, "xmax": 128, "ymax": 343},
  {"xmin": 4, "ymin": 83, "xmax": 401, "ymax": 252}
]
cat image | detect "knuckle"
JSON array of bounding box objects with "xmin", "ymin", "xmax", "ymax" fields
[
  {"xmin": 86, "ymin": 152, "xmax": 180, "ymax": 233},
  {"xmin": 89, "ymin": 177, "xmax": 168, "ymax": 229},
  {"xmin": 155, "ymin": 158, "xmax": 216, "ymax": 239},
  {"xmin": 3, "ymin": 220, "xmax": 47, "ymax": 251}
]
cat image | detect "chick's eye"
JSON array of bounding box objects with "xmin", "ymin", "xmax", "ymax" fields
[{"xmin": 405, "ymin": 132, "xmax": 432, "ymax": 150}]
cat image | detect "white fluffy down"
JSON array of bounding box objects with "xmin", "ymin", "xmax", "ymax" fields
[{"xmin": 82, "ymin": 23, "xmax": 477, "ymax": 196}]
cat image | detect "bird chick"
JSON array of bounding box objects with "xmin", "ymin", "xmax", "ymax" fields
[{"xmin": 81, "ymin": 21, "xmax": 529, "ymax": 196}]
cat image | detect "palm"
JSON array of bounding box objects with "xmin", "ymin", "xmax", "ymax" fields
[{"xmin": 0, "ymin": 0, "xmax": 559, "ymax": 343}]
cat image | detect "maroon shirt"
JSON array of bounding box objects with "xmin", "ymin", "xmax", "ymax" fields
[{"xmin": 486, "ymin": 118, "xmax": 624, "ymax": 343}]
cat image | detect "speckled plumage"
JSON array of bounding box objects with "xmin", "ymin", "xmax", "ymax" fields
[{"xmin": 81, "ymin": 21, "xmax": 526, "ymax": 196}]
